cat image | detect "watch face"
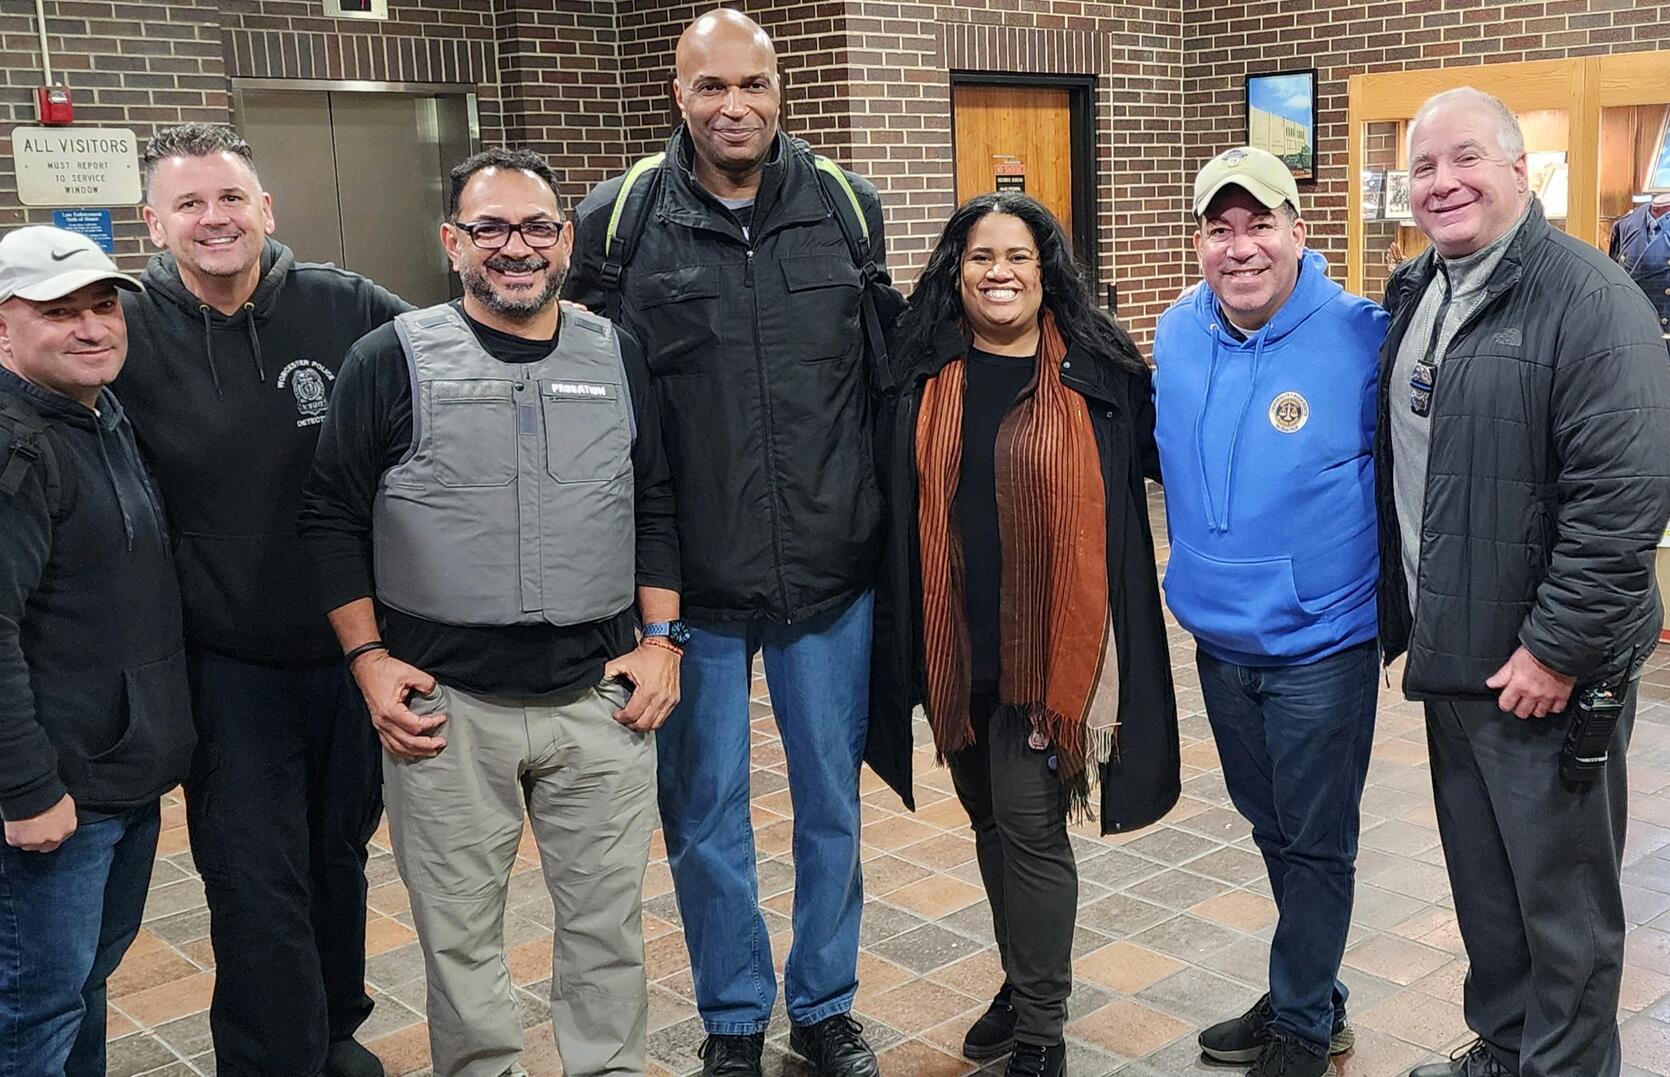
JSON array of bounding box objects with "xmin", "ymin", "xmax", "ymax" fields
[{"xmin": 669, "ymin": 621, "xmax": 692, "ymax": 646}]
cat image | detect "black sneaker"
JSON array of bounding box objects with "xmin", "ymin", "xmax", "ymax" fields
[
  {"xmin": 698, "ymin": 1032, "xmax": 765, "ymax": 1076},
  {"xmin": 1409, "ymin": 1039, "xmax": 1513, "ymax": 1077},
  {"xmin": 788, "ymin": 1013, "xmax": 880, "ymax": 1077},
  {"xmin": 1198, "ymin": 993, "xmax": 1355, "ymax": 1064},
  {"xmin": 1249, "ymin": 1033, "xmax": 1335, "ymax": 1077},
  {"xmin": 1004, "ymin": 1040, "xmax": 1065, "ymax": 1077},
  {"xmin": 962, "ymin": 982, "xmax": 1017, "ymax": 1059},
  {"xmin": 324, "ymin": 1039, "xmax": 385, "ymax": 1077}
]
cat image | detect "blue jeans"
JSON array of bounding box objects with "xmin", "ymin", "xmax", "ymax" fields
[
  {"xmin": 0, "ymin": 801, "xmax": 161, "ymax": 1077},
  {"xmin": 657, "ymin": 591, "xmax": 872, "ymax": 1034},
  {"xmin": 1196, "ymin": 639, "xmax": 1378, "ymax": 1055}
]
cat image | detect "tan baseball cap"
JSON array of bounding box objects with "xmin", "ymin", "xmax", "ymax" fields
[
  {"xmin": 0, "ymin": 225, "xmax": 142, "ymax": 304},
  {"xmin": 1192, "ymin": 146, "xmax": 1301, "ymax": 219}
]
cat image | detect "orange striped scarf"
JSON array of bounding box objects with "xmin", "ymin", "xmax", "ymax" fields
[{"xmin": 914, "ymin": 311, "xmax": 1118, "ymax": 812}]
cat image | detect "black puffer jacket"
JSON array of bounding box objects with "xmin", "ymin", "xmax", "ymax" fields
[
  {"xmin": 868, "ymin": 323, "xmax": 1180, "ymax": 832},
  {"xmin": 1377, "ymin": 200, "xmax": 1670, "ymax": 697},
  {"xmin": 566, "ymin": 129, "xmax": 887, "ymax": 622}
]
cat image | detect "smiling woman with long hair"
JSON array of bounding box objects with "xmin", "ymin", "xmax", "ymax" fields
[{"xmin": 868, "ymin": 193, "xmax": 1181, "ymax": 1077}]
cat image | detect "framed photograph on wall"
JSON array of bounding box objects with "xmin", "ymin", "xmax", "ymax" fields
[
  {"xmin": 1647, "ymin": 110, "xmax": 1670, "ymax": 193},
  {"xmin": 1384, "ymin": 170, "xmax": 1412, "ymax": 222},
  {"xmin": 1361, "ymin": 169, "xmax": 1386, "ymax": 221},
  {"xmin": 1246, "ymin": 70, "xmax": 1318, "ymax": 180}
]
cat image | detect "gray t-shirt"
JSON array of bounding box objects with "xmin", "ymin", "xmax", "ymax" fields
[{"xmin": 1390, "ymin": 207, "xmax": 1529, "ymax": 611}]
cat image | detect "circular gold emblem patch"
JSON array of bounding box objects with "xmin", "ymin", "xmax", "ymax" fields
[{"xmin": 1268, "ymin": 391, "xmax": 1309, "ymax": 433}]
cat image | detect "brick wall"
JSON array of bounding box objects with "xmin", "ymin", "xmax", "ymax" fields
[
  {"xmin": 1182, "ymin": 0, "xmax": 1670, "ymax": 305},
  {"xmin": 4, "ymin": 2, "xmax": 1670, "ymax": 328}
]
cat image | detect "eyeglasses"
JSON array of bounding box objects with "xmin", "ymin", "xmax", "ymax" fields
[{"xmin": 452, "ymin": 220, "xmax": 564, "ymax": 250}]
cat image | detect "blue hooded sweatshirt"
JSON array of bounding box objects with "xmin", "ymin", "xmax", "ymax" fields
[{"xmin": 1152, "ymin": 248, "xmax": 1387, "ymax": 667}]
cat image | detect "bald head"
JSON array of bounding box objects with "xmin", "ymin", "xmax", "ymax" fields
[
  {"xmin": 672, "ymin": 7, "xmax": 782, "ymax": 195},
  {"xmin": 676, "ymin": 8, "xmax": 777, "ymax": 83}
]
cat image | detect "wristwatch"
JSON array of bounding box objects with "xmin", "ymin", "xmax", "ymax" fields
[{"xmin": 643, "ymin": 620, "xmax": 692, "ymax": 647}]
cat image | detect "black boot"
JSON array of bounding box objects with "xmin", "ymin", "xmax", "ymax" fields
[
  {"xmin": 323, "ymin": 1039, "xmax": 384, "ymax": 1077},
  {"xmin": 698, "ymin": 1032, "xmax": 766, "ymax": 1076},
  {"xmin": 788, "ymin": 1013, "xmax": 880, "ymax": 1077},
  {"xmin": 1004, "ymin": 1040, "xmax": 1065, "ymax": 1077},
  {"xmin": 1199, "ymin": 993, "xmax": 1354, "ymax": 1064},
  {"xmin": 962, "ymin": 982, "xmax": 1017, "ymax": 1059}
]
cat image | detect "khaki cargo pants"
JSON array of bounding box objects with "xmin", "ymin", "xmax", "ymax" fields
[{"xmin": 383, "ymin": 678, "xmax": 655, "ymax": 1077}]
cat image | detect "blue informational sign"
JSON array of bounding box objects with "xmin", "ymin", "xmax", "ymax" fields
[{"xmin": 52, "ymin": 209, "xmax": 115, "ymax": 253}]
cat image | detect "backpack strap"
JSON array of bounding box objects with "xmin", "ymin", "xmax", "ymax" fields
[
  {"xmin": 811, "ymin": 155, "xmax": 898, "ymax": 393},
  {"xmin": 600, "ymin": 152, "xmax": 667, "ymax": 308},
  {"xmin": 0, "ymin": 395, "xmax": 61, "ymax": 517}
]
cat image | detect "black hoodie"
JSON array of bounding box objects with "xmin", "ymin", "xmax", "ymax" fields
[
  {"xmin": 0, "ymin": 369, "xmax": 193, "ymax": 821},
  {"xmin": 116, "ymin": 239, "xmax": 410, "ymax": 666}
]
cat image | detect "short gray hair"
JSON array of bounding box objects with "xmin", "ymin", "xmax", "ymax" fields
[{"xmin": 1407, "ymin": 87, "xmax": 1525, "ymax": 163}]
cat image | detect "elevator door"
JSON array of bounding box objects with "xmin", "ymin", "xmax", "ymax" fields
[{"xmin": 237, "ymin": 88, "xmax": 473, "ymax": 307}]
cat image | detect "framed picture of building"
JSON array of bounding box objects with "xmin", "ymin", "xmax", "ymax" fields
[
  {"xmin": 1647, "ymin": 110, "xmax": 1670, "ymax": 193},
  {"xmin": 1246, "ymin": 70, "xmax": 1317, "ymax": 180}
]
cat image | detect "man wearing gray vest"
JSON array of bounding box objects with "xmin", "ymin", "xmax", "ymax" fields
[{"xmin": 299, "ymin": 148, "xmax": 681, "ymax": 1077}]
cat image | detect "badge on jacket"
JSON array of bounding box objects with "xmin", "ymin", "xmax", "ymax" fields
[{"xmin": 1268, "ymin": 391, "xmax": 1309, "ymax": 433}]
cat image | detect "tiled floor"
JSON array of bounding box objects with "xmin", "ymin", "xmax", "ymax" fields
[{"xmin": 108, "ymin": 491, "xmax": 1670, "ymax": 1076}]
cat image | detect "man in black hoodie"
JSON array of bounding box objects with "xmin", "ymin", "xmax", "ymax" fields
[
  {"xmin": 115, "ymin": 124, "xmax": 408, "ymax": 1077},
  {"xmin": 0, "ymin": 225, "xmax": 194, "ymax": 1077}
]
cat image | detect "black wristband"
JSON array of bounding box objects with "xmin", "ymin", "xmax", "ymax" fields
[{"xmin": 343, "ymin": 640, "xmax": 389, "ymax": 666}]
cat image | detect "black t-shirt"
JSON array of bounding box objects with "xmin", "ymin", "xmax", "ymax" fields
[
  {"xmin": 299, "ymin": 303, "xmax": 679, "ymax": 698},
  {"xmin": 953, "ymin": 347, "xmax": 1036, "ymax": 692}
]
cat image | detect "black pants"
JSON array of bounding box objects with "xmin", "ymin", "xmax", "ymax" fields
[
  {"xmin": 947, "ymin": 692, "xmax": 1077, "ymax": 1044},
  {"xmin": 1424, "ymin": 680, "xmax": 1636, "ymax": 1077},
  {"xmin": 185, "ymin": 649, "xmax": 383, "ymax": 1077}
]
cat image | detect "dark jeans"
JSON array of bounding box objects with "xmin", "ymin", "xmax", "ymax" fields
[
  {"xmin": 1196, "ymin": 639, "xmax": 1378, "ymax": 1055},
  {"xmin": 947, "ymin": 691, "xmax": 1077, "ymax": 1045},
  {"xmin": 1425, "ymin": 681, "xmax": 1636, "ymax": 1077},
  {"xmin": 185, "ymin": 649, "xmax": 383, "ymax": 1077},
  {"xmin": 0, "ymin": 802, "xmax": 159, "ymax": 1077}
]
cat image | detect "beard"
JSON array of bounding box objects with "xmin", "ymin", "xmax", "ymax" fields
[{"xmin": 459, "ymin": 253, "xmax": 565, "ymax": 321}]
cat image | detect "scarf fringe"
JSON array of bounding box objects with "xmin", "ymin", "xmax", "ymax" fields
[{"xmin": 988, "ymin": 702, "xmax": 1119, "ymax": 825}]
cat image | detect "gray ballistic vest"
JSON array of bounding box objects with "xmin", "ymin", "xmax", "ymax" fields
[{"xmin": 373, "ymin": 304, "xmax": 635, "ymax": 628}]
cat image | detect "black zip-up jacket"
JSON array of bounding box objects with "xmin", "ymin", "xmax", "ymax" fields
[
  {"xmin": 1376, "ymin": 200, "xmax": 1670, "ymax": 697},
  {"xmin": 868, "ymin": 322, "xmax": 1181, "ymax": 832},
  {"xmin": 0, "ymin": 370, "xmax": 193, "ymax": 820},
  {"xmin": 116, "ymin": 240, "xmax": 410, "ymax": 666},
  {"xmin": 565, "ymin": 129, "xmax": 888, "ymax": 622}
]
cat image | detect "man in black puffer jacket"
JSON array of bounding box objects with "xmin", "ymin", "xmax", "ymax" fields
[
  {"xmin": 117, "ymin": 124, "xmax": 409, "ymax": 1077},
  {"xmin": 565, "ymin": 11, "xmax": 888, "ymax": 1077},
  {"xmin": 1379, "ymin": 88, "xmax": 1670, "ymax": 1077}
]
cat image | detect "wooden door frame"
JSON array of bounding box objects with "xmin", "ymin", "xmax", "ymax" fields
[{"xmin": 949, "ymin": 72, "xmax": 1101, "ymax": 297}]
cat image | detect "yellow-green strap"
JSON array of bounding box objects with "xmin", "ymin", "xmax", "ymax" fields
[
  {"xmin": 605, "ymin": 152, "xmax": 666, "ymax": 257},
  {"xmin": 813, "ymin": 155, "xmax": 869, "ymax": 243}
]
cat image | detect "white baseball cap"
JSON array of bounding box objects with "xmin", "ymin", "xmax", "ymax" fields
[{"xmin": 0, "ymin": 225, "xmax": 142, "ymax": 304}]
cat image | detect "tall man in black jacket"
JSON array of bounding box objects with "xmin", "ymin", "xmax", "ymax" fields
[
  {"xmin": 565, "ymin": 10, "xmax": 887, "ymax": 1077},
  {"xmin": 0, "ymin": 226, "xmax": 194, "ymax": 1077},
  {"xmin": 1379, "ymin": 88, "xmax": 1670, "ymax": 1077},
  {"xmin": 117, "ymin": 124, "xmax": 408, "ymax": 1077}
]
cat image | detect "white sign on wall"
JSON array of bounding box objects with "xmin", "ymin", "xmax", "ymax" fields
[
  {"xmin": 323, "ymin": 0, "xmax": 389, "ymax": 19},
  {"xmin": 12, "ymin": 127, "xmax": 141, "ymax": 207}
]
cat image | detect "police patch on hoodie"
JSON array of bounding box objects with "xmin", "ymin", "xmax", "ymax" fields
[{"xmin": 276, "ymin": 359, "xmax": 336, "ymax": 428}]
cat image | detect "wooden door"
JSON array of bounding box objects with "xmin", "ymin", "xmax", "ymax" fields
[{"xmin": 953, "ymin": 83, "xmax": 1075, "ymax": 237}]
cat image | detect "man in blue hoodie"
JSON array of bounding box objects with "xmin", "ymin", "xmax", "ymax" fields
[{"xmin": 1153, "ymin": 147, "xmax": 1388, "ymax": 1077}]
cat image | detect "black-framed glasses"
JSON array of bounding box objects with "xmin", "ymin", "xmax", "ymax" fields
[{"xmin": 452, "ymin": 219, "xmax": 564, "ymax": 250}]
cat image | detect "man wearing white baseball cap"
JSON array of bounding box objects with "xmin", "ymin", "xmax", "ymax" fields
[
  {"xmin": 1153, "ymin": 148, "xmax": 1388, "ymax": 1077},
  {"xmin": 0, "ymin": 225, "xmax": 195, "ymax": 1077}
]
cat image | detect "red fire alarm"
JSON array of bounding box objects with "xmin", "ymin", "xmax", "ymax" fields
[{"xmin": 35, "ymin": 85, "xmax": 74, "ymax": 126}]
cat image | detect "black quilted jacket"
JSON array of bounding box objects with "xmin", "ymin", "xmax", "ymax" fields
[{"xmin": 1376, "ymin": 200, "xmax": 1670, "ymax": 698}]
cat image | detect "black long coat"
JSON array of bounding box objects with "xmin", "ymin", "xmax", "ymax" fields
[{"xmin": 865, "ymin": 323, "xmax": 1181, "ymax": 834}]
